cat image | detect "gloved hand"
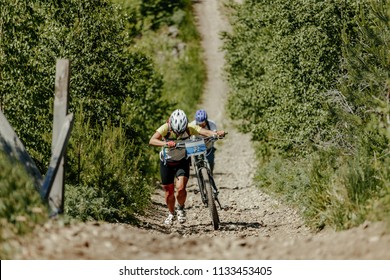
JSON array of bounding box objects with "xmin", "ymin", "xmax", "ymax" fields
[{"xmin": 166, "ymin": 141, "xmax": 176, "ymax": 148}]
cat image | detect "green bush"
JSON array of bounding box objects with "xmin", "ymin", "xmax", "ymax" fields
[
  {"xmin": 0, "ymin": 152, "xmax": 48, "ymax": 258},
  {"xmin": 0, "ymin": 0, "xmax": 167, "ymax": 172},
  {"xmin": 224, "ymin": 0, "xmax": 359, "ymax": 154},
  {"xmin": 0, "ymin": 0, "xmax": 169, "ymax": 223},
  {"xmin": 225, "ymin": 0, "xmax": 390, "ymax": 230},
  {"xmin": 65, "ymin": 112, "xmax": 152, "ymax": 222},
  {"xmin": 139, "ymin": 0, "xmax": 187, "ymax": 30}
]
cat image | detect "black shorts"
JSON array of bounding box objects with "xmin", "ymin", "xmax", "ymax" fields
[{"xmin": 160, "ymin": 158, "xmax": 190, "ymax": 185}]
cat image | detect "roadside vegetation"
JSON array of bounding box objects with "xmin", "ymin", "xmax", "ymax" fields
[
  {"xmin": 0, "ymin": 152, "xmax": 48, "ymax": 258},
  {"xmin": 0, "ymin": 0, "xmax": 204, "ymax": 258},
  {"xmin": 223, "ymin": 0, "xmax": 390, "ymax": 230}
]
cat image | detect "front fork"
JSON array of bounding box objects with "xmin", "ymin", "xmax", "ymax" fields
[{"xmin": 209, "ymin": 172, "xmax": 222, "ymax": 210}]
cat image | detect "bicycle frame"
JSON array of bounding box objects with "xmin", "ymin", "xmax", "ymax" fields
[
  {"xmin": 191, "ymin": 152, "xmax": 221, "ymax": 208},
  {"xmin": 176, "ymin": 135, "xmax": 223, "ymax": 230}
]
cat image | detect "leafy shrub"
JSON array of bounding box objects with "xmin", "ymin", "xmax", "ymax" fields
[
  {"xmin": 0, "ymin": 0, "xmax": 167, "ymax": 172},
  {"xmin": 0, "ymin": 152, "xmax": 47, "ymax": 258},
  {"xmin": 0, "ymin": 0, "xmax": 168, "ymax": 223},
  {"xmin": 225, "ymin": 0, "xmax": 390, "ymax": 230},
  {"xmin": 224, "ymin": 0, "xmax": 358, "ymax": 154},
  {"xmin": 65, "ymin": 113, "xmax": 152, "ymax": 222},
  {"xmin": 139, "ymin": 0, "xmax": 187, "ymax": 30}
]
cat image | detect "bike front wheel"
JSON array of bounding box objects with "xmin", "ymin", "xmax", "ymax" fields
[{"xmin": 201, "ymin": 168, "xmax": 220, "ymax": 230}]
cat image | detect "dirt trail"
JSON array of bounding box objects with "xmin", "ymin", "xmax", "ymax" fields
[{"xmin": 10, "ymin": 0, "xmax": 390, "ymax": 260}]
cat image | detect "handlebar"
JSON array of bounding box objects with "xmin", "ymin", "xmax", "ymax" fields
[{"xmin": 174, "ymin": 132, "xmax": 227, "ymax": 148}]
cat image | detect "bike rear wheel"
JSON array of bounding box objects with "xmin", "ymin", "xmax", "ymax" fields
[{"xmin": 201, "ymin": 168, "xmax": 219, "ymax": 230}]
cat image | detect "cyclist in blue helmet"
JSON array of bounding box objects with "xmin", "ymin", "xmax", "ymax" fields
[{"xmin": 190, "ymin": 109, "xmax": 218, "ymax": 174}]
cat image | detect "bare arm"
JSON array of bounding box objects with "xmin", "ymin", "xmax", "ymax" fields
[
  {"xmin": 149, "ymin": 131, "xmax": 176, "ymax": 148},
  {"xmin": 199, "ymin": 128, "xmax": 225, "ymax": 137},
  {"xmin": 149, "ymin": 131, "xmax": 166, "ymax": 147}
]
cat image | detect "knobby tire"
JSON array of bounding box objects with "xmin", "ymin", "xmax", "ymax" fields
[
  {"xmin": 197, "ymin": 167, "xmax": 207, "ymax": 205},
  {"xmin": 201, "ymin": 168, "xmax": 219, "ymax": 230}
]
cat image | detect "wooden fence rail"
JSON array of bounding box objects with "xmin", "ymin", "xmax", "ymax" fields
[{"xmin": 0, "ymin": 110, "xmax": 43, "ymax": 189}]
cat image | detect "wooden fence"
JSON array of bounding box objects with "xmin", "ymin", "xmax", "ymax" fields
[{"xmin": 0, "ymin": 59, "xmax": 73, "ymax": 216}]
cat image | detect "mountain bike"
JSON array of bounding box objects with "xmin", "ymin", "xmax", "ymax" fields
[{"xmin": 176, "ymin": 134, "xmax": 225, "ymax": 230}]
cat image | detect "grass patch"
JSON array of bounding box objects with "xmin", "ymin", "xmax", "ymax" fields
[{"xmin": 256, "ymin": 147, "xmax": 390, "ymax": 231}]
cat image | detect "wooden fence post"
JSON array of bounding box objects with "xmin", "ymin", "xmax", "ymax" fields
[
  {"xmin": 41, "ymin": 113, "xmax": 74, "ymax": 202},
  {"xmin": 49, "ymin": 59, "xmax": 70, "ymax": 215}
]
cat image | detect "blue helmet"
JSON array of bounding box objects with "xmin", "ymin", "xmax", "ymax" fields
[{"xmin": 195, "ymin": 109, "xmax": 208, "ymax": 124}]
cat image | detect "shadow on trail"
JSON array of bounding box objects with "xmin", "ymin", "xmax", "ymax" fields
[
  {"xmin": 137, "ymin": 222, "xmax": 172, "ymax": 234},
  {"xmin": 220, "ymin": 221, "xmax": 264, "ymax": 230},
  {"xmin": 170, "ymin": 220, "xmax": 265, "ymax": 236}
]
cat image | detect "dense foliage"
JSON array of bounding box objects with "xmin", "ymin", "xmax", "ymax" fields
[
  {"xmin": 0, "ymin": 0, "xmax": 168, "ymax": 222},
  {"xmin": 139, "ymin": 0, "xmax": 187, "ymax": 30},
  {"xmin": 224, "ymin": 0, "xmax": 390, "ymax": 229},
  {"xmin": 224, "ymin": 0, "xmax": 356, "ymax": 153}
]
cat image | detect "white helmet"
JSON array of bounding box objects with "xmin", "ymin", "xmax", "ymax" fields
[{"xmin": 169, "ymin": 109, "xmax": 188, "ymax": 135}]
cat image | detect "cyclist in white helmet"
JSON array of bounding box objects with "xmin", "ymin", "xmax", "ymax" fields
[
  {"xmin": 190, "ymin": 109, "xmax": 218, "ymax": 174},
  {"xmin": 149, "ymin": 109, "xmax": 225, "ymax": 225}
]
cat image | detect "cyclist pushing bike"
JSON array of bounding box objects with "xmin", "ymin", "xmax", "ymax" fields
[
  {"xmin": 190, "ymin": 109, "xmax": 218, "ymax": 174},
  {"xmin": 149, "ymin": 109, "xmax": 225, "ymax": 225}
]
